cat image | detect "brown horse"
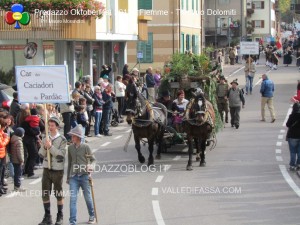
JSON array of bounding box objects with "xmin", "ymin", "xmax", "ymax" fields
[
  {"xmin": 183, "ymin": 91, "xmax": 216, "ymax": 170},
  {"xmin": 125, "ymin": 93, "xmax": 167, "ymax": 166}
]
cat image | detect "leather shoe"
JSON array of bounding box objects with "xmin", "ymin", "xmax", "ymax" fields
[
  {"xmin": 0, "ymin": 189, "xmax": 7, "ymax": 194},
  {"xmin": 271, "ymin": 119, "xmax": 276, "ymax": 123},
  {"xmin": 104, "ymin": 133, "xmax": 112, "ymax": 136}
]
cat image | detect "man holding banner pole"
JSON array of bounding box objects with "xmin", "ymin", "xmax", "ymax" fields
[{"xmin": 38, "ymin": 116, "xmax": 67, "ymax": 225}]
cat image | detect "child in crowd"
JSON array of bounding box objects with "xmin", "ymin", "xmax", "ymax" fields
[
  {"xmin": 76, "ymin": 105, "xmax": 88, "ymax": 143},
  {"xmin": 10, "ymin": 127, "xmax": 26, "ymax": 192},
  {"xmin": 25, "ymin": 108, "xmax": 41, "ymax": 139}
]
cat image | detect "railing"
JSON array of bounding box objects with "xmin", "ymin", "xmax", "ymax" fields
[
  {"xmin": 205, "ymin": 27, "xmax": 240, "ymax": 37},
  {"xmin": 0, "ymin": 11, "xmax": 96, "ymax": 40}
]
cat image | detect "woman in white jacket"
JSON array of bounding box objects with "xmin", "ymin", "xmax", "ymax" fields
[{"xmin": 115, "ymin": 75, "xmax": 126, "ymax": 118}]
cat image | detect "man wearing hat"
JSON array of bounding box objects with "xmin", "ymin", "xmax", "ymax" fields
[
  {"xmin": 67, "ymin": 125, "xmax": 96, "ymax": 225},
  {"xmin": 216, "ymin": 76, "xmax": 229, "ymax": 123},
  {"xmin": 145, "ymin": 67, "xmax": 156, "ymax": 103},
  {"xmin": 227, "ymin": 79, "xmax": 245, "ymax": 129},
  {"xmin": 157, "ymin": 90, "xmax": 173, "ymax": 126},
  {"xmin": 38, "ymin": 116, "xmax": 67, "ymax": 225}
]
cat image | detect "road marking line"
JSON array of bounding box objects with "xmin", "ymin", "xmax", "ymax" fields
[
  {"xmin": 92, "ymin": 149, "xmax": 112, "ymax": 153},
  {"xmin": 278, "ymin": 135, "xmax": 284, "ymax": 140},
  {"xmin": 155, "ymin": 175, "xmax": 164, "ymax": 183},
  {"xmin": 226, "ymin": 66, "xmax": 245, "ymax": 78},
  {"xmin": 152, "ymin": 187, "xmax": 159, "ymax": 196},
  {"xmin": 173, "ymin": 156, "xmax": 181, "ymax": 161},
  {"xmin": 126, "ymin": 129, "xmax": 131, "ymax": 133},
  {"xmin": 283, "ymin": 107, "xmax": 292, "ymax": 127},
  {"xmin": 276, "ymin": 142, "xmax": 282, "ymax": 147},
  {"xmin": 29, "ymin": 177, "xmax": 42, "ymax": 185},
  {"xmin": 254, "ymin": 78, "xmax": 262, "ymax": 87},
  {"xmin": 276, "ymin": 156, "xmax": 283, "ymax": 161},
  {"xmin": 279, "ymin": 165, "xmax": 300, "ymax": 197},
  {"xmin": 114, "ymin": 135, "xmax": 123, "ymax": 140},
  {"xmin": 280, "ymin": 130, "xmax": 286, "ymax": 133},
  {"xmin": 101, "ymin": 142, "xmax": 111, "ymax": 147},
  {"xmin": 5, "ymin": 192, "xmax": 17, "ymax": 198},
  {"xmin": 276, "ymin": 149, "xmax": 282, "ymax": 154},
  {"xmin": 152, "ymin": 200, "xmax": 166, "ymax": 225}
]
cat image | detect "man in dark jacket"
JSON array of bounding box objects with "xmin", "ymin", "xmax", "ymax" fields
[
  {"xmin": 145, "ymin": 67, "xmax": 155, "ymax": 102},
  {"xmin": 260, "ymin": 74, "xmax": 276, "ymax": 122},
  {"xmin": 9, "ymin": 92, "xmax": 21, "ymax": 122},
  {"xmin": 286, "ymin": 103, "xmax": 300, "ymax": 171},
  {"xmin": 102, "ymin": 84, "xmax": 114, "ymax": 136}
]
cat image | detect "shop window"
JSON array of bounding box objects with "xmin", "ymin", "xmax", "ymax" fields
[{"xmin": 137, "ymin": 32, "xmax": 153, "ymax": 63}]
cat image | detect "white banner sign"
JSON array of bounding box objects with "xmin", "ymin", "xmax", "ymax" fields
[
  {"xmin": 240, "ymin": 42, "xmax": 259, "ymax": 55},
  {"xmin": 15, "ymin": 65, "xmax": 70, "ymax": 104}
]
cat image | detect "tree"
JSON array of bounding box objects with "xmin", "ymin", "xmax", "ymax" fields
[{"xmin": 278, "ymin": 0, "xmax": 291, "ymax": 13}]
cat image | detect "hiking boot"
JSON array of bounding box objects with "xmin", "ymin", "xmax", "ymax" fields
[
  {"xmin": 55, "ymin": 213, "xmax": 63, "ymax": 225},
  {"xmin": 39, "ymin": 214, "xmax": 53, "ymax": 225}
]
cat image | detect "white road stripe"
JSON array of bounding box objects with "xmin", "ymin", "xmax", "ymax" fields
[
  {"xmin": 280, "ymin": 130, "xmax": 286, "ymax": 133},
  {"xmin": 279, "ymin": 165, "xmax": 300, "ymax": 197},
  {"xmin": 283, "ymin": 107, "xmax": 292, "ymax": 127},
  {"xmin": 113, "ymin": 135, "xmax": 123, "ymax": 140},
  {"xmin": 155, "ymin": 175, "xmax": 164, "ymax": 183},
  {"xmin": 101, "ymin": 142, "xmax": 111, "ymax": 147},
  {"xmin": 92, "ymin": 149, "xmax": 112, "ymax": 153},
  {"xmin": 173, "ymin": 156, "xmax": 181, "ymax": 161},
  {"xmin": 226, "ymin": 66, "xmax": 245, "ymax": 78},
  {"xmin": 276, "ymin": 142, "xmax": 282, "ymax": 147},
  {"xmin": 254, "ymin": 78, "xmax": 262, "ymax": 87},
  {"xmin": 29, "ymin": 177, "xmax": 42, "ymax": 185},
  {"xmin": 5, "ymin": 192, "xmax": 18, "ymax": 198},
  {"xmin": 152, "ymin": 187, "xmax": 159, "ymax": 196},
  {"xmin": 276, "ymin": 156, "xmax": 283, "ymax": 162},
  {"xmin": 278, "ymin": 135, "xmax": 284, "ymax": 140},
  {"xmin": 152, "ymin": 200, "xmax": 166, "ymax": 225},
  {"xmin": 276, "ymin": 149, "xmax": 282, "ymax": 154}
]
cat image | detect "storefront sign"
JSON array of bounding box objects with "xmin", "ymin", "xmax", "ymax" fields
[
  {"xmin": 15, "ymin": 65, "xmax": 70, "ymax": 103},
  {"xmin": 240, "ymin": 42, "xmax": 259, "ymax": 55}
]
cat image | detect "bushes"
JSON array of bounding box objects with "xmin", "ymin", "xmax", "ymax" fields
[{"xmin": 0, "ymin": 68, "xmax": 15, "ymax": 85}]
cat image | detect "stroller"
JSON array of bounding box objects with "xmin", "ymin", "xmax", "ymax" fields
[{"xmin": 110, "ymin": 104, "xmax": 124, "ymax": 127}]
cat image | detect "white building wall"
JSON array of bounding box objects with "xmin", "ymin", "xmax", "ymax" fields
[{"xmin": 96, "ymin": 0, "xmax": 138, "ymax": 41}]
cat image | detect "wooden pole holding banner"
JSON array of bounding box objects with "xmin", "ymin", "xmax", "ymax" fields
[{"xmin": 44, "ymin": 104, "xmax": 51, "ymax": 169}]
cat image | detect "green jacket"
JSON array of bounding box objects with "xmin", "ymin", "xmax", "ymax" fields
[{"xmin": 67, "ymin": 143, "xmax": 96, "ymax": 180}]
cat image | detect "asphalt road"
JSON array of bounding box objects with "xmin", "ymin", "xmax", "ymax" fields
[{"xmin": 1, "ymin": 59, "xmax": 300, "ymax": 225}]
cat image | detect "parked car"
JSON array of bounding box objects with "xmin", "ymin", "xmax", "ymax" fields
[{"xmin": 0, "ymin": 83, "xmax": 15, "ymax": 110}]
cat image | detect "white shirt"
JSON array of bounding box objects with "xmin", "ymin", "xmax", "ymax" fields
[{"xmin": 115, "ymin": 81, "xmax": 126, "ymax": 97}]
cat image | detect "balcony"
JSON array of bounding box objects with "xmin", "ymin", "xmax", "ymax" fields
[
  {"xmin": 0, "ymin": 11, "xmax": 96, "ymax": 40},
  {"xmin": 205, "ymin": 27, "xmax": 240, "ymax": 37}
]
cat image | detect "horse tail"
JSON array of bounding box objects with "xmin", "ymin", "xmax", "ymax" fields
[{"xmin": 123, "ymin": 129, "xmax": 133, "ymax": 152}]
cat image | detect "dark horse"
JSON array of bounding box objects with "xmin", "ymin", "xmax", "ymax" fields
[
  {"xmin": 125, "ymin": 93, "xmax": 167, "ymax": 166},
  {"xmin": 183, "ymin": 89, "xmax": 215, "ymax": 171}
]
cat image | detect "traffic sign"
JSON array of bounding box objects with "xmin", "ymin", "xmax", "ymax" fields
[{"xmin": 137, "ymin": 51, "xmax": 143, "ymax": 59}]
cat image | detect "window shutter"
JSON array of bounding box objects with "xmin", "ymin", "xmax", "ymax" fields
[
  {"xmin": 138, "ymin": 0, "xmax": 152, "ymax": 10},
  {"xmin": 137, "ymin": 32, "xmax": 153, "ymax": 63},
  {"xmin": 192, "ymin": 0, "xmax": 195, "ymax": 11},
  {"xmin": 261, "ymin": 1, "xmax": 264, "ymax": 9},
  {"xmin": 196, "ymin": 0, "xmax": 198, "ymax": 12},
  {"xmin": 252, "ymin": 21, "xmax": 255, "ymax": 27},
  {"xmin": 252, "ymin": 3, "xmax": 255, "ymax": 9},
  {"xmin": 261, "ymin": 20, "xmax": 264, "ymax": 28},
  {"xmin": 181, "ymin": 0, "xmax": 184, "ymax": 10},
  {"xmin": 181, "ymin": 33, "xmax": 185, "ymax": 53},
  {"xmin": 186, "ymin": 0, "xmax": 189, "ymax": 10}
]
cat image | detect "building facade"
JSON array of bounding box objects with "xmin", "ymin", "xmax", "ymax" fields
[
  {"xmin": 0, "ymin": 0, "xmax": 139, "ymax": 86},
  {"xmin": 127, "ymin": 0, "xmax": 204, "ymax": 73},
  {"xmin": 247, "ymin": 0, "xmax": 278, "ymax": 42},
  {"xmin": 204, "ymin": 0, "xmax": 247, "ymax": 47}
]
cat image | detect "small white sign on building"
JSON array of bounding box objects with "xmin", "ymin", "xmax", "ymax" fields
[
  {"xmin": 15, "ymin": 65, "xmax": 70, "ymax": 104},
  {"xmin": 240, "ymin": 42, "xmax": 259, "ymax": 55}
]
